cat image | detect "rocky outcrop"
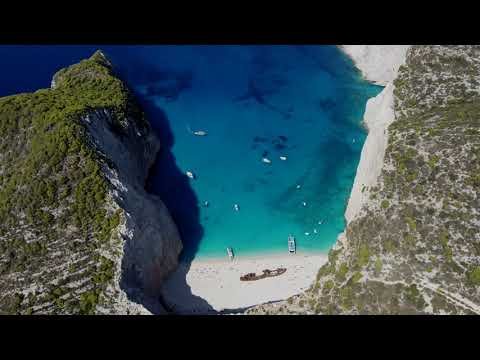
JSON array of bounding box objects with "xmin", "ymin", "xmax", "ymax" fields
[
  {"xmin": 0, "ymin": 50, "xmax": 182, "ymax": 314},
  {"xmin": 82, "ymin": 107, "xmax": 182, "ymax": 314}
]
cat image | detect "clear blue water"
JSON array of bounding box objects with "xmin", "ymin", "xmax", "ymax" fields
[{"xmin": 0, "ymin": 45, "xmax": 382, "ymax": 261}]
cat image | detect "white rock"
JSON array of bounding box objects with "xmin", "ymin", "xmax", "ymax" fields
[
  {"xmin": 339, "ymin": 45, "xmax": 410, "ymax": 224},
  {"xmin": 81, "ymin": 108, "xmax": 182, "ymax": 314},
  {"xmin": 339, "ymin": 45, "xmax": 411, "ymax": 85}
]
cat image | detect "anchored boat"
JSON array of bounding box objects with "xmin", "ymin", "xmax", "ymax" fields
[
  {"xmin": 227, "ymin": 247, "xmax": 234, "ymax": 261},
  {"xmin": 187, "ymin": 124, "xmax": 208, "ymax": 136},
  {"xmin": 186, "ymin": 171, "xmax": 195, "ymax": 179},
  {"xmin": 288, "ymin": 234, "xmax": 296, "ymax": 254}
]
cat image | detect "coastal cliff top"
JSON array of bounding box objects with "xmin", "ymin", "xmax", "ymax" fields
[{"xmin": 0, "ymin": 51, "xmax": 146, "ymax": 314}]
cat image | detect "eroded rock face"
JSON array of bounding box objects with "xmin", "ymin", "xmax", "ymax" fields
[{"xmin": 82, "ymin": 106, "xmax": 182, "ymax": 314}]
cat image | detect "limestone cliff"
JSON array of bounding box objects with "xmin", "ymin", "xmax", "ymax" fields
[
  {"xmin": 0, "ymin": 51, "xmax": 182, "ymax": 314},
  {"xmin": 340, "ymin": 45, "xmax": 410, "ymax": 86}
]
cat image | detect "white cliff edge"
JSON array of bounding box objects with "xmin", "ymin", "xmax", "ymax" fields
[
  {"xmin": 339, "ymin": 45, "xmax": 410, "ymax": 86},
  {"xmin": 335, "ymin": 45, "xmax": 410, "ymax": 246}
]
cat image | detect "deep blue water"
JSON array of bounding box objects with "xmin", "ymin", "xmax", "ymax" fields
[{"xmin": 0, "ymin": 45, "xmax": 382, "ymax": 261}]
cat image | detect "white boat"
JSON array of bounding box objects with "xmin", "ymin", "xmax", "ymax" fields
[
  {"xmin": 187, "ymin": 124, "xmax": 207, "ymax": 136},
  {"xmin": 288, "ymin": 235, "xmax": 296, "ymax": 254},
  {"xmin": 305, "ymin": 232, "xmax": 310, "ymax": 236},
  {"xmin": 296, "ymin": 184, "xmax": 301, "ymax": 189},
  {"xmin": 186, "ymin": 171, "xmax": 195, "ymax": 179},
  {"xmin": 262, "ymin": 157, "xmax": 272, "ymax": 164},
  {"xmin": 227, "ymin": 247, "xmax": 234, "ymax": 261},
  {"xmin": 233, "ymin": 204, "xmax": 240, "ymax": 211},
  {"xmin": 279, "ymin": 156, "xmax": 287, "ymax": 161},
  {"xmin": 302, "ymin": 201, "xmax": 307, "ymax": 207}
]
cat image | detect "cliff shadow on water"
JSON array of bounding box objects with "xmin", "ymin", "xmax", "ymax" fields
[{"xmin": 135, "ymin": 94, "xmax": 217, "ymax": 314}]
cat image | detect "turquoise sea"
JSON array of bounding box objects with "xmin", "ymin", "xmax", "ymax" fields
[{"xmin": 0, "ymin": 45, "xmax": 382, "ymax": 261}]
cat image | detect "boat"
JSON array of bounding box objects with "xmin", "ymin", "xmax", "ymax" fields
[
  {"xmin": 187, "ymin": 124, "xmax": 208, "ymax": 136},
  {"xmin": 233, "ymin": 204, "xmax": 240, "ymax": 211},
  {"xmin": 240, "ymin": 267, "xmax": 287, "ymax": 281},
  {"xmin": 186, "ymin": 171, "xmax": 195, "ymax": 179},
  {"xmin": 227, "ymin": 247, "xmax": 234, "ymax": 261},
  {"xmin": 302, "ymin": 201, "xmax": 307, "ymax": 207},
  {"xmin": 279, "ymin": 156, "xmax": 287, "ymax": 161},
  {"xmin": 296, "ymin": 184, "xmax": 301, "ymax": 189},
  {"xmin": 262, "ymin": 157, "xmax": 272, "ymax": 164},
  {"xmin": 288, "ymin": 235, "xmax": 296, "ymax": 254}
]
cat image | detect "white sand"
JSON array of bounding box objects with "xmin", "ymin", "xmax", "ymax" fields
[{"xmin": 161, "ymin": 252, "xmax": 327, "ymax": 314}]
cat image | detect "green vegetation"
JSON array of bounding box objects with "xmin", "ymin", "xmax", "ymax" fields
[
  {"xmin": 322, "ymin": 279, "xmax": 334, "ymax": 294},
  {"xmin": 405, "ymin": 216, "xmax": 417, "ymax": 231},
  {"xmin": 374, "ymin": 258, "xmax": 383, "ymax": 276},
  {"xmin": 336, "ymin": 263, "xmax": 349, "ymax": 282},
  {"xmin": 404, "ymin": 284, "xmax": 426, "ymax": 310},
  {"xmin": 381, "ymin": 200, "xmax": 390, "ymax": 209},
  {"xmin": 357, "ymin": 244, "xmax": 370, "ymax": 268},
  {"xmin": 0, "ymin": 51, "xmax": 145, "ymax": 314},
  {"xmin": 428, "ymin": 155, "xmax": 440, "ymax": 169},
  {"xmin": 467, "ymin": 267, "xmax": 480, "ymax": 286},
  {"xmin": 349, "ymin": 272, "xmax": 363, "ymax": 284}
]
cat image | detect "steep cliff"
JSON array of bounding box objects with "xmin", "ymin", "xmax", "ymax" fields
[
  {"xmin": 0, "ymin": 50, "xmax": 182, "ymax": 314},
  {"xmin": 249, "ymin": 45, "xmax": 480, "ymax": 315}
]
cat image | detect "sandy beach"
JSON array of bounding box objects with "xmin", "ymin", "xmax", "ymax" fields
[{"xmin": 160, "ymin": 252, "xmax": 328, "ymax": 314}]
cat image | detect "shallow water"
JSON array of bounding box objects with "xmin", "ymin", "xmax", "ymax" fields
[{"xmin": 0, "ymin": 45, "xmax": 382, "ymax": 261}]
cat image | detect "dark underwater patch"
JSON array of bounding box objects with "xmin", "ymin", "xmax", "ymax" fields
[
  {"xmin": 145, "ymin": 69, "xmax": 193, "ymax": 101},
  {"xmin": 253, "ymin": 136, "xmax": 268, "ymax": 143},
  {"xmin": 243, "ymin": 182, "xmax": 256, "ymax": 192},
  {"xmin": 318, "ymin": 98, "xmax": 337, "ymax": 112}
]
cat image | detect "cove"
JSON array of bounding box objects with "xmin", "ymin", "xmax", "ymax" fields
[{"xmin": 0, "ymin": 45, "xmax": 382, "ymax": 262}]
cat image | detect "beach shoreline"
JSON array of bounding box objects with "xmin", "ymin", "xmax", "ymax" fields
[{"xmin": 161, "ymin": 251, "xmax": 328, "ymax": 314}]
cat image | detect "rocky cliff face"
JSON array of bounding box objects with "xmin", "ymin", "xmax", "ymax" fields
[
  {"xmin": 248, "ymin": 45, "xmax": 480, "ymax": 315},
  {"xmin": 82, "ymin": 107, "xmax": 182, "ymax": 314},
  {"xmin": 0, "ymin": 51, "xmax": 182, "ymax": 314}
]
